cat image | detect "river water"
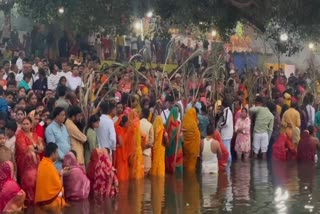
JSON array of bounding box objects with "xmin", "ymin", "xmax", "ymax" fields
[{"xmin": 29, "ymin": 161, "xmax": 320, "ymax": 214}]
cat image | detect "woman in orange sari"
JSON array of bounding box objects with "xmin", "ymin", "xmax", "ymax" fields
[
  {"xmin": 115, "ymin": 115, "xmax": 129, "ymax": 181},
  {"xmin": 182, "ymin": 108, "xmax": 201, "ymax": 173},
  {"xmin": 150, "ymin": 116, "xmax": 166, "ymax": 177},
  {"xmin": 128, "ymin": 109, "xmax": 144, "ymax": 179},
  {"xmin": 16, "ymin": 117, "xmax": 44, "ymax": 205}
]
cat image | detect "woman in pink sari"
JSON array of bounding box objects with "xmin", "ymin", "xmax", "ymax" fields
[
  {"xmin": 62, "ymin": 151, "xmax": 90, "ymax": 201},
  {"xmin": 15, "ymin": 117, "xmax": 43, "ymax": 205},
  {"xmin": 0, "ymin": 161, "xmax": 26, "ymax": 213},
  {"xmin": 87, "ymin": 148, "xmax": 118, "ymax": 200}
]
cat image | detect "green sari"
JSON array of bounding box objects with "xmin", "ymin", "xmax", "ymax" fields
[
  {"xmin": 165, "ymin": 107, "xmax": 183, "ymax": 175},
  {"xmin": 315, "ymin": 111, "xmax": 320, "ymax": 140}
]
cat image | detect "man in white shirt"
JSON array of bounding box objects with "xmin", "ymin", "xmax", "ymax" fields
[
  {"xmin": 32, "ymin": 57, "xmax": 40, "ymax": 74},
  {"xmin": 16, "ymin": 51, "xmax": 24, "ymax": 70},
  {"xmin": 67, "ymin": 65, "xmax": 83, "ymax": 91},
  {"xmin": 2, "ymin": 60, "xmax": 10, "ymax": 80},
  {"xmin": 218, "ymin": 100, "xmax": 234, "ymax": 162},
  {"xmin": 15, "ymin": 58, "xmax": 35, "ymax": 88},
  {"xmin": 140, "ymin": 108, "xmax": 154, "ymax": 175},
  {"xmin": 60, "ymin": 61, "xmax": 72, "ymax": 79},
  {"xmin": 161, "ymin": 95, "xmax": 181, "ymax": 125},
  {"xmin": 47, "ymin": 62, "xmax": 61, "ymax": 91},
  {"xmin": 96, "ymin": 101, "xmax": 116, "ymax": 159}
]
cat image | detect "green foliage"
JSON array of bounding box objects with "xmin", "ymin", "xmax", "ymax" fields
[
  {"xmin": 15, "ymin": 0, "xmax": 151, "ymax": 34},
  {"xmin": 155, "ymin": 0, "xmax": 320, "ymax": 55}
]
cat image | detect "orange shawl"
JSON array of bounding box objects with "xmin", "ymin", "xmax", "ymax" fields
[
  {"xmin": 35, "ymin": 157, "xmax": 65, "ymax": 210},
  {"xmin": 182, "ymin": 108, "xmax": 201, "ymax": 172}
]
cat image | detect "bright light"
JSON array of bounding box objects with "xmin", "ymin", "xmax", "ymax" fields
[
  {"xmin": 211, "ymin": 30, "xmax": 217, "ymax": 37},
  {"xmin": 134, "ymin": 22, "xmax": 142, "ymax": 30},
  {"xmin": 146, "ymin": 11, "xmax": 153, "ymax": 18},
  {"xmin": 58, "ymin": 7, "xmax": 64, "ymax": 14},
  {"xmin": 309, "ymin": 42, "xmax": 315, "ymax": 50},
  {"xmin": 280, "ymin": 33, "xmax": 288, "ymax": 41}
]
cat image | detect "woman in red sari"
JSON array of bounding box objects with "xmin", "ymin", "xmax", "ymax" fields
[
  {"xmin": 16, "ymin": 117, "xmax": 44, "ymax": 205},
  {"xmin": 272, "ymin": 133, "xmax": 296, "ymax": 161},
  {"xmin": 297, "ymin": 127, "xmax": 319, "ymax": 162},
  {"xmin": 87, "ymin": 148, "xmax": 118, "ymax": 200},
  {"xmin": 114, "ymin": 115, "xmax": 129, "ymax": 181},
  {"xmin": 0, "ymin": 161, "xmax": 26, "ymax": 213},
  {"xmin": 213, "ymin": 129, "xmax": 229, "ymax": 172}
]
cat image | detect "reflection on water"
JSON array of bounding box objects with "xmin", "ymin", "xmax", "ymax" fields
[{"xmin": 27, "ymin": 161, "xmax": 320, "ymax": 213}]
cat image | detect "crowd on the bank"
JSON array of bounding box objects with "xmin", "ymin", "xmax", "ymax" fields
[{"xmin": 0, "ymin": 41, "xmax": 320, "ymax": 213}]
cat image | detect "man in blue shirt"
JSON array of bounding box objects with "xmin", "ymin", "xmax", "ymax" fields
[
  {"xmin": 45, "ymin": 106, "xmax": 70, "ymax": 170},
  {"xmin": 0, "ymin": 87, "xmax": 8, "ymax": 114},
  {"xmin": 96, "ymin": 101, "xmax": 116, "ymax": 159}
]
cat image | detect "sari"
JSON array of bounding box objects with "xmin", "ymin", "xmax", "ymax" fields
[
  {"xmin": 182, "ymin": 108, "xmax": 201, "ymax": 173},
  {"xmin": 87, "ymin": 148, "xmax": 118, "ymax": 199},
  {"xmin": 151, "ymin": 177, "xmax": 165, "ymax": 214},
  {"xmin": 272, "ymin": 133, "xmax": 297, "ymax": 161},
  {"xmin": 315, "ymin": 111, "xmax": 320, "ymax": 140},
  {"xmin": 15, "ymin": 130, "xmax": 41, "ymax": 205},
  {"xmin": 128, "ymin": 109, "xmax": 144, "ymax": 179},
  {"xmin": 115, "ymin": 115, "xmax": 129, "ymax": 181},
  {"xmin": 0, "ymin": 161, "xmax": 25, "ymax": 213},
  {"xmin": 62, "ymin": 152, "xmax": 90, "ymax": 201},
  {"xmin": 150, "ymin": 116, "xmax": 165, "ymax": 177},
  {"xmin": 165, "ymin": 107, "xmax": 183, "ymax": 175},
  {"xmin": 35, "ymin": 157, "xmax": 66, "ymax": 212},
  {"xmin": 213, "ymin": 130, "xmax": 229, "ymax": 172},
  {"xmin": 84, "ymin": 128, "xmax": 98, "ymax": 169},
  {"xmin": 297, "ymin": 131, "xmax": 318, "ymax": 162}
]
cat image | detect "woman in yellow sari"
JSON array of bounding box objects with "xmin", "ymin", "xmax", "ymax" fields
[
  {"xmin": 150, "ymin": 116, "xmax": 166, "ymax": 177},
  {"xmin": 128, "ymin": 109, "xmax": 144, "ymax": 179},
  {"xmin": 182, "ymin": 108, "xmax": 201, "ymax": 173}
]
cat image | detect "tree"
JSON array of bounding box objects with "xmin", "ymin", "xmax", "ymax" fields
[
  {"xmin": 15, "ymin": 0, "xmax": 152, "ymax": 34},
  {"xmin": 155, "ymin": 0, "xmax": 320, "ymax": 55}
]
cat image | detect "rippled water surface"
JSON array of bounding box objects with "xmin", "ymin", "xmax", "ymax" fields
[{"xmin": 26, "ymin": 161, "xmax": 320, "ymax": 213}]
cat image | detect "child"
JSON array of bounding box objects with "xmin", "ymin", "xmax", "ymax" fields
[
  {"xmin": 5, "ymin": 120, "xmax": 17, "ymax": 154},
  {"xmin": 0, "ymin": 129, "xmax": 13, "ymax": 163}
]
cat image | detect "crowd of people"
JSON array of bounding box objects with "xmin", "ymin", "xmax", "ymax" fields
[{"xmin": 0, "ymin": 37, "xmax": 320, "ymax": 213}]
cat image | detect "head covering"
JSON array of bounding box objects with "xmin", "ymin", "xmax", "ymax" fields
[
  {"xmin": 0, "ymin": 161, "xmax": 13, "ymax": 190},
  {"xmin": 0, "ymin": 161, "xmax": 23, "ymax": 212},
  {"xmin": 175, "ymin": 73, "xmax": 182, "ymax": 79},
  {"xmin": 63, "ymin": 152, "xmax": 79, "ymax": 168}
]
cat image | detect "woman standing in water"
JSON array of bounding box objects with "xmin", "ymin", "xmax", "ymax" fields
[
  {"xmin": 234, "ymin": 108, "xmax": 251, "ymax": 161},
  {"xmin": 150, "ymin": 115, "xmax": 166, "ymax": 177},
  {"xmin": 128, "ymin": 109, "xmax": 144, "ymax": 179},
  {"xmin": 165, "ymin": 106, "xmax": 183, "ymax": 175},
  {"xmin": 115, "ymin": 115, "xmax": 129, "ymax": 181},
  {"xmin": 183, "ymin": 107, "xmax": 201, "ymax": 173},
  {"xmin": 87, "ymin": 148, "xmax": 118, "ymax": 198}
]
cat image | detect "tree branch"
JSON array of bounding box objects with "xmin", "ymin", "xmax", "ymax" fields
[{"xmin": 227, "ymin": 0, "xmax": 258, "ymax": 9}]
